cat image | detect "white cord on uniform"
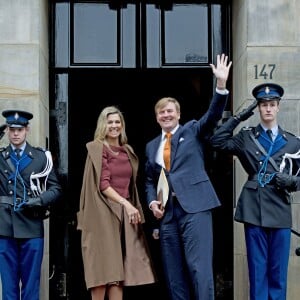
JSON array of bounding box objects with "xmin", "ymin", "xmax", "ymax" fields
[
  {"xmin": 30, "ymin": 150, "xmax": 53, "ymax": 196},
  {"xmin": 279, "ymin": 149, "xmax": 300, "ymax": 176}
]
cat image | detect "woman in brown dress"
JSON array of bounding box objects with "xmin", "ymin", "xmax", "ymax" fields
[{"xmin": 77, "ymin": 106, "xmax": 156, "ymax": 300}]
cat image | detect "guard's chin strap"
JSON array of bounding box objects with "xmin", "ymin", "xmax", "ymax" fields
[
  {"xmin": 30, "ymin": 150, "xmax": 53, "ymax": 196},
  {"xmin": 279, "ymin": 150, "xmax": 300, "ymax": 176}
]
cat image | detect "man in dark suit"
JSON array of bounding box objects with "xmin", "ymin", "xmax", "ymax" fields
[
  {"xmin": 145, "ymin": 54, "xmax": 232, "ymax": 300},
  {"xmin": 0, "ymin": 110, "xmax": 62, "ymax": 300},
  {"xmin": 210, "ymin": 83, "xmax": 300, "ymax": 300}
]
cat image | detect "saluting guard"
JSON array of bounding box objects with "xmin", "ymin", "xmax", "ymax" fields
[
  {"xmin": 210, "ymin": 83, "xmax": 300, "ymax": 300},
  {"xmin": 0, "ymin": 110, "xmax": 62, "ymax": 300}
]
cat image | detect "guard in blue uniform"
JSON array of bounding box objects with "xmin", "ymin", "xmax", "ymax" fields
[
  {"xmin": 210, "ymin": 83, "xmax": 300, "ymax": 300},
  {"xmin": 0, "ymin": 110, "xmax": 62, "ymax": 300}
]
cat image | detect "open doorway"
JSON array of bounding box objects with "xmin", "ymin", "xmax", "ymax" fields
[
  {"xmin": 50, "ymin": 0, "xmax": 233, "ymax": 298},
  {"xmin": 49, "ymin": 68, "xmax": 233, "ymax": 299}
]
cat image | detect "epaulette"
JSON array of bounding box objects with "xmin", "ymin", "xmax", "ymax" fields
[
  {"xmin": 283, "ymin": 131, "xmax": 298, "ymax": 138},
  {"xmin": 35, "ymin": 146, "xmax": 47, "ymax": 152},
  {"xmin": 242, "ymin": 126, "xmax": 254, "ymax": 131}
]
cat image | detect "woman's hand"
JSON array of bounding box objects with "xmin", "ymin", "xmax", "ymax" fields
[{"xmin": 123, "ymin": 200, "xmax": 142, "ymax": 224}]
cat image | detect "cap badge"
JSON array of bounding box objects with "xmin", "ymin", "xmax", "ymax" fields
[
  {"xmin": 14, "ymin": 112, "xmax": 19, "ymax": 120},
  {"xmin": 265, "ymin": 86, "xmax": 270, "ymax": 94}
]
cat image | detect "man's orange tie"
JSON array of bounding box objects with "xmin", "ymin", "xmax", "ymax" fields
[{"xmin": 163, "ymin": 132, "xmax": 172, "ymax": 171}]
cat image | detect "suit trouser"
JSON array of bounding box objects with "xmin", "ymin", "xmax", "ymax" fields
[
  {"xmin": 0, "ymin": 237, "xmax": 44, "ymax": 300},
  {"xmin": 159, "ymin": 197, "xmax": 214, "ymax": 300},
  {"xmin": 244, "ymin": 224, "xmax": 290, "ymax": 300}
]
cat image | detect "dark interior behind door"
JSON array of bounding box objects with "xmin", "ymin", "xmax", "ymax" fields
[{"xmin": 50, "ymin": 68, "xmax": 233, "ymax": 299}]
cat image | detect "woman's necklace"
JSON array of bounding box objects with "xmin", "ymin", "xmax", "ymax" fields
[{"xmin": 109, "ymin": 144, "xmax": 120, "ymax": 156}]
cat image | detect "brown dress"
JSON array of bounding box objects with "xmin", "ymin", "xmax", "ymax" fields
[{"xmin": 77, "ymin": 140, "xmax": 156, "ymax": 289}]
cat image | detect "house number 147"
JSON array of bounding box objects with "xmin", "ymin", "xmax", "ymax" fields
[{"xmin": 254, "ymin": 64, "xmax": 276, "ymax": 79}]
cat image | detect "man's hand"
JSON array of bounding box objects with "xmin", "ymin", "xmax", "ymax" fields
[
  {"xmin": 275, "ymin": 173, "xmax": 298, "ymax": 192},
  {"xmin": 24, "ymin": 197, "xmax": 43, "ymax": 208},
  {"xmin": 150, "ymin": 200, "xmax": 164, "ymax": 219},
  {"xmin": 234, "ymin": 101, "xmax": 257, "ymax": 121},
  {"xmin": 210, "ymin": 53, "xmax": 232, "ymax": 90}
]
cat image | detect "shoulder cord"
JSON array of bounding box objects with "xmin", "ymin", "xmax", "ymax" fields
[
  {"xmin": 8, "ymin": 156, "xmax": 27, "ymax": 211},
  {"xmin": 30, "ymin": 150, "xmax": 53, "ymax": 197},
  {"xmin": 249, "ymin": 132, "xmax": 278, "ymax": 187},
  {"xmin": 280, "ymin": 150, "xmax": 300, "ymax": 176}
]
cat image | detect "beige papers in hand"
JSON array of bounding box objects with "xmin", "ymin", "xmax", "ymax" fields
[{"xmin": 157, "ymin": 168, "xmax": 169, "ymax": 208}]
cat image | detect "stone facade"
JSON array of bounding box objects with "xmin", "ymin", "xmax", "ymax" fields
[{"xmin": 0, "ymin": 1, "xmax": 300, "ymax": 299}]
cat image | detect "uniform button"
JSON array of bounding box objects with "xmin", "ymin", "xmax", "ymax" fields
[
  {"xmin": 9, "ymin": 191, "xmax": 13, "ymax": 195},
  {"xmin": 259, "ymin": 162, "xmax": 262, "ymax": 165},
  {"xmin": 8, "ymin": 180, "xmax": 11, "ymax": 184},
  {"xmin": 4, "ymin": 169, "xmax": 8, "ymax": 173},
  {"xmin": 256, "ymin": 151, "xmax": 259, "ymax": 155}
]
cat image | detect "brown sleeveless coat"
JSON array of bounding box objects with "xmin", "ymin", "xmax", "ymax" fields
[{"xmin": 77, "ymin": 140, "xmax": 155, "ymax": 289}]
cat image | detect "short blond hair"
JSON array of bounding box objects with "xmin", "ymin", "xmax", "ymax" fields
[{"xmin": 154, "ymin": 97, "xmax": 181, "ymax": 115}]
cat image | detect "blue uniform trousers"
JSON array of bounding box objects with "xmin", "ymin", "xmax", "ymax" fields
[
  {"xmin": 0, "ymin": 237, "xmax": 44, "ymax": 300},
  {"xmin": 160, "ymin": 197, "xmax": 214, "ymax": 300},
  {"xmin": 245, "ymin": 224, "xmax": 290, "ymax": 300}
]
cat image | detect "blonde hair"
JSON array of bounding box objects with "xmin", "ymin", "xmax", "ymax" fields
[
  {"xmin": 94, "ymin": 106, "xmax": 128, "ymax": 145},
  {"xmin": 154, "ymin": 97, "xmax": 181, "ymax": 114}
]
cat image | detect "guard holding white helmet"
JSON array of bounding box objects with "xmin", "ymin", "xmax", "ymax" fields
[{"xmin": 0, "ymin": 109, "xmax": 62, "ymax": 300}]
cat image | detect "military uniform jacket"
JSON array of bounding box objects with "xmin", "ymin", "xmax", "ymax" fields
[
  {"xmin": 210, "ymin": 117, "xmax": 300, "ymax": 228},
  {"xmin": 0, "ymin": 143, "xmax": 62, "ymax": 238}
]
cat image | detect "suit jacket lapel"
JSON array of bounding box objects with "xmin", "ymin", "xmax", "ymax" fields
[
  {"xmin": 152, "ymin": 135, "xmax": 162, "ymax": 169},
  {"xmin": 170, "ymin": 126, "xmax": 183, "ymax": 165}
]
